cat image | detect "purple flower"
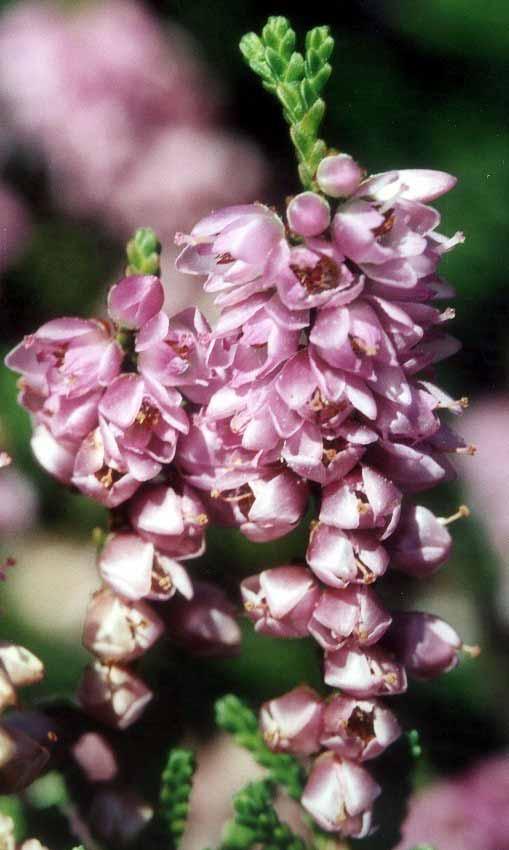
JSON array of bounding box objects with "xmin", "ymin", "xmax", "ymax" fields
[
  {"xmin": 307, "ymin": 522, "xmax": 389, "ymax": 587},
  {"xmin": 321, "ymin": 695, "xmax": 401, "ymax": 761},
  {"xmin": 164, "ymin": 580, "xmax": 241, "ymax": 657},
  {"xmin": 128, "ymin": 481, "xmax": 207, "ymax": 560},
  {"xmin": 77, "ymin": 662, "xmax": 152, "ymax": 730},
  {"xmin": 301, "ymin": 751, "xmax": 380, "ymax": 836},
  {"xmin": 308, "ymin": 585, "xmax": 392, "ymax": 651},
  {"xmin": 389, "ymin": 504, "xmax": 452, "ymax": 577},
  {"xmin": 384, "ymin": 611, "xmax": 463, "ymax": 679},
  {"xmin": 98, "ymin": 532, "xmax": 192, "ymax": 602},
  {"xmin": 324, "ymin": 645, "xmax": 407, "ymax": 697},
  {"xmin": 260, "ymin": 686, "xmax": 324, "ymax": 756},
  {"xmin": 319, "ymin": 466, "xmax": 401, "ymax": 538},
  {"xmin": 107, "ymin": 275, "xmax": 164, "ymax": 329},
  {"xmin": 241, "ymin": 566, "xmax": 320, "ymax": 638}
]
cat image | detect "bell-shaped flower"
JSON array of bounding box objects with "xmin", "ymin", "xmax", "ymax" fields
[
  {"xmin": 324, "ymin": 646, "xmax": 407, "ymax": 697},
  {"xmin": 319, "ymin": 466, "xmax": 401, "ymax": 540},
  {"xmin": 241, "ymin": 566, "xmax": 319, "ymax": 638},
  {"xmin": 82, "ymin": 588, "xmax": 164, "ymax": 664},
  {"xmin": 71, "ymin": 423, "xmax": 140, "ymax": 507},
  {"xmin": 164, "ymin": 581, "xmax": 241, "ymax": 657},
  {"xmin": 107, "ymin": 275, "xmax": 164, "ymax": 330},
  {"xmin": 302, "ymin": 751, "xmax": 380, "ymax": 837},
  {"xmin": 384, "ymin": 612, "xmax": 462, "ymax": 679},
  {"xmin": 175, "ymin": 203, "xmax": 285, "ymax": 307},
  {"xmin": 260, "ymin": 686, "xmax": 324, "ymax": 756},
  {"xmin": 308, "ymin": 585, "xmax": 391, "ymax": 651},
  {"xmin": 306, "ymin": 523, "xmax": 389, "ymax": 588},
  {"xmin": 321, "ymin": 695, "xmax": 401, "ymax": 761},
  {"xmin": 77, "ymin": 662, "xmax": 152, "ymax": 730},
  {"xmin": 128, "ymin": 481, "xmax": 207, "ymax": 560},
  {"xmin": 98, "ymin": 532, "xmax": 193, "ymax": 602},
  {"xmin": 389, "ymin": 505, "xmax": 452, "ymax": 577}
]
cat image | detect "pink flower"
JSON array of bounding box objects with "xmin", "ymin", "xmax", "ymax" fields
[
  {"xmin": 319, "ymin": 466, "xmax": 401, "ymax": 539},
  {"xmin": 321, "ymin": 695, "xmax": 401, "ymax": 761},
  {"xmin": 301, "ymin": 751, "xmax": 380, "ymax": 836},
  {"xmin": 164, "ymin": 580, "xmax": 241, "ymax": 657},
  {"xmin": 176, "ymin": 204, "xmax": 284, "ymax": 306},
  {"xmin": 316, "ymin": 154, "xmax": 364, "ymax": 198},
  {"xmin": 71, "ymin": 732, "xmax": 118, "ymax": 783},
  {"xmin": 241, "ymin": 566, "xmax": 320, "ymax": 639},
  {"xmin": 270, "ymin": 239, "xmax": 362, "ymax": 311},
  {"xmin": 82, "ymin": 588, "xmax": 164, "ymax": 664},
  {"xmin": 308, "ymin": 585, "xmax": 391, "ymax": 651},
  {"xmin": 287, "ymin": 192, "xmax": 331, "ymax": 237},
  {"xmin": 389, "ymin": 504, "xmax": 452, "ymax": 577},
  {"xmin": 395, "ymin": 754, "xmax": 509, "ymax": 850},
  {"xmin": 384, "ymin": 612, "xmax": 462, "ymax": 679},
  {"xmin": 0, "ymin": 643, "xmax": 44, "ymax": 688},
  {"xmin": 128, "ymin": 482, "xmax": 207, "ymax": 560},
  {"xmin": 71, "ymin": 425, "xmax": 140, "ymax": 508},
  {"xmin": 77, "ymin": 662, "xmax": 152, "ymax": 730},
  {"xmin": 98, "ymin": 373, "xmax": 188, "ymax": 480},
  {"xmin": 98, "ymin": 532, "xmax": 192, "ymax": 602},
  {"xmin": 260, "ymin": 686, "xmax": 324, "ymax": 756},
  {"xmin": 324, "ymin": 646, "xmax": 407, "ymax": 697},
  {"xmin": 306, "ymin": 522, "xmax": 389, "ymax": 588},
  {"xmin": 107, "ymin": 275, "xmax": 164, "ymax": 329}
]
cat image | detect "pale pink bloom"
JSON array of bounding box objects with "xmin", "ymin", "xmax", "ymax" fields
[
  {"xmin": 324, "ymin": 646, "xmax": 407, "ymax": 697},
  {"xmin": 308, "ymin": 585, "xmax": 391, "ymax": 651},
  {"xmin": 71, "ymin": 425, "xmax": 140, "ymax": 507},
  {"xmin": 260, "ymin": 686, "xmax": 324, "ymax": 756},
  {"xmin": 395, "ymin": 754, "xmax": 509, "ymax": 850},
  {"xmin": 176, "ymin": 203, "xmax": 284, "ymax": 306},
  {"xmin": 71, "ymin": 731, "xmax": 118, "ymax": 783},
  {"xmin": 107, "ymin": 274, "xmax": 164, "ymax": 329},
  {"xmin": 164, "ymin": 580, "xmax": 241, "ymax": 657},
  {"xmin": 306, "ymin": 522, "xmax": 389, "ymax": 588},
  {"xmin": 286, "ymin": 192, "xmax": 331, "ymax": 237},
  {"xmin": 321, "ymin": 695, "xmax": 401, "ymax": 761},
  {"xmin": 98, "ymin": 532, "xmax": 192, "ymax": 602},
  {"xmin": 77, "ymin": 661, "xmax": 152, "ymax": 730},
  {"xmin": 128, "ymin": 481, "xmax": 207, "ymax": 559},
  {"xmin": 207, "ymin": 471, "xmax": 308, "ymax": 543},
  {"xmin": 316, "ymin": 154, "xmax": 364, "ymax": 198},
  {"xmin": 385, "ymin": 611, "xmax": 462, "ymax": 679},
  {"xmin": 389, "ymin": 504, "xmax": 452, "ymax": 577},
  {"xmin": 241, "ymin": 566, "xmax": 319, "ymax": 639},
  {"xmin": 30, "ymin": 424, "xmax": 77, "ymax": 484},
  {"xmin": 319, "ymin": 466, "xmax": 401, "ymax": 539},
  {"xmin": 82, "ymin": 588, "xmax": 164, "ymax": 664},
  {"xmin": 301, "ymin": 751, "xmax": 380, "ymax": 836}
]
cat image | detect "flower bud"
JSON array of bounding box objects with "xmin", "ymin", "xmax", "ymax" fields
[
  {"xmin": 107, "ymin": 275, "xmax": 164, "ymax": 329},
  {"xmin": 77, "ymin": 662, "xmax": 153, "ymax": 730},
  {"xmin": 302, "ymin": 751, "xmax": 380, "ymax": 836},
  {"xmin": 82, "ymin": 588, "xmax": 164, "ymax": 664},
  {"xmin": 0, "ymin": 643, "xmax": 44, "ymax": 688},
  {"xmin": 260, "ymin": 686, "xmax": 323, "ymax": 756},
  {"xmin": 324, "ymin": 646, "xmax": 407, "ymax": 697},
  {"xmin": 71, "ymin": 732, "xmax": 118, "ymax": 783},
  {"xmin": 287, "ymin": 191, "xmax": 331, "ymax": 237},
  {"xmin": 389, "ymin": 505, "xmax": 452, "ymax": 577},
  {"xmin": 321, "ymin": 695, "xmax": 401, "ymax": 761},
  {"xmin": 241, "ymin": 566, "xmax": 320, "ymax": 639},
  {"xmin": 308, "ymin": 585, "xmax": 391, "ymax": 651},
  {"xmin": 0, "ymin": 723, "xmax": 49, "ymax": 793},
  {"xmin": 385, "ymin": 612, "xmax": 462, "ymax": 679},
  {"xmin": 165, "ymin": 581, "xmax": 241, "ymax": 657},
  {"xmin": 316, "ymin": 154, "xmax": 364, "ymax": 198}
]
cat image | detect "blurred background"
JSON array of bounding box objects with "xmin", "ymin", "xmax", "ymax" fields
[{"xmin": 0, "ymin": 1, "xmax": 508, "ymax": 848}]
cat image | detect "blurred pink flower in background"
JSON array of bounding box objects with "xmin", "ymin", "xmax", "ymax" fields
[
  {"xmin": 0, "ymin": 0, "xmax": 267, "ymax": 311},
  {"xmin": 395, "ymin": 754, "xmax": 509, "ymax": 850},
  {"xmin": 0, "ymin": 465, "xmax": 37, "ymax": 535},
  {"xmin": 0, "ymin": 183, "xmax": 31, "ymax": 275}
]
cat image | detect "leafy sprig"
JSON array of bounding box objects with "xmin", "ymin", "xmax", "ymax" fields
[
  {"xmin": 220, "ymin": 780, "xmax": 309, "ymax": 850},
  {"xmin": 125, "ymin": 226, "xmax": 161, "ymax": 276},
  {"xmin": 159, "ymin": 748, "xmax": 196, "ymax": 848},
  {"xmin": 240, "ymin": 17, "xmax": 334, "ymax": 189}
]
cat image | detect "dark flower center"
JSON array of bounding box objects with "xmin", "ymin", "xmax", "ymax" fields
[
  {"xmin": 347, "ymin": 706, "xmax": 375, "ymax": 742},
  {"xmin": 291, "ymin": 256, "xmax": 339, "ymax": 295}
]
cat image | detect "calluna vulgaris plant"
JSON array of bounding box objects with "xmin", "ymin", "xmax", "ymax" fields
[{"xmin": 1, "ymin": 15, "xmax": 480, "ymax": 850}]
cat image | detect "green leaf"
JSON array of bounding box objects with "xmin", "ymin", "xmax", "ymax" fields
[{"xmin": 159, "ymin": 748, "xmax": 196, "ymax": 848}]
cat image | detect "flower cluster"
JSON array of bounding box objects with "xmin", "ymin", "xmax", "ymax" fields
[
  {"xmin": 173, "ymin": 157, "xmax": 470, "ymax": 836},
  {"xmin": 6, "ymin": 154, "xmax": 472, "ymax": 836}
]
